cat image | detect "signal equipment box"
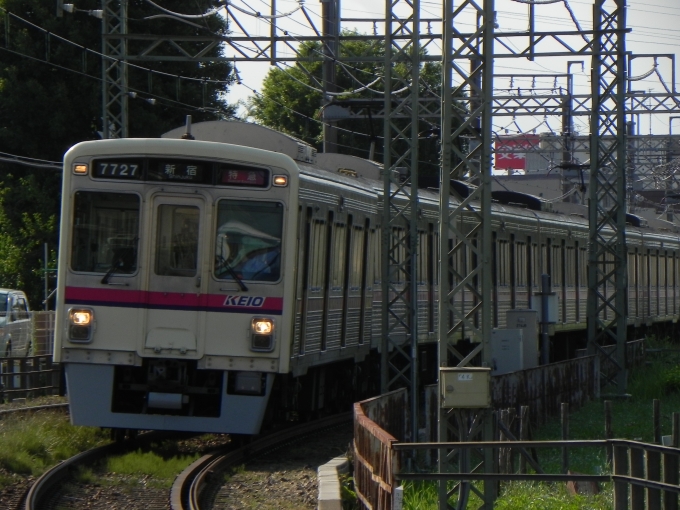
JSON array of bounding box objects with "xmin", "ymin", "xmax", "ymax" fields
[
  {"xmin": 440, "ymin": 367, "xmax": 491, "ymax": 408},
  {"xmin": 490, "ymin": 328, "xmax": 524, "ymax": 375},
  {"xmin": 506, "ymin": 309, "xmax": 539, "ymax": 369}
]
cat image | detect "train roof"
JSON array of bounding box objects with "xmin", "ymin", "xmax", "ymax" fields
[{"xmin": 162, "ymin": 120, "xmax": 317, "ymax": 164}]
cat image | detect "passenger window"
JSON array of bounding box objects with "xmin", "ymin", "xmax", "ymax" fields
[
  {"xmin": 350, "ymin": 226, "xmax": 364, "ymax": 288},
  {"xmin": 331, "ymin": 224, "xmax": 347, "ymax": 288}
]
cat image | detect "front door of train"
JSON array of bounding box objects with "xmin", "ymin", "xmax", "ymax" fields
[{"xmin": 144, "ymin": 194, "xmax": 206, "ymax": 357}]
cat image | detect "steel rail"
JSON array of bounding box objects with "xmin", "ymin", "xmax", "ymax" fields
[{"xmin": 171, "ymin": 412, "xmax": 352, "ymax": 510}]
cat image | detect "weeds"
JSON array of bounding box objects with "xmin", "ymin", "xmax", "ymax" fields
[
  {"xmin": 0, "ymin": 411, "xmax": 107, "ymax": 484},
  {"xmin": 400, "ymin": 338, "xmax": 680, "ymax": 509}
]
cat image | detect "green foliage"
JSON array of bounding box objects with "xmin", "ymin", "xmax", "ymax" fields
[
  {"xmin": 339, "ymin": 472, "xmax": 359, "ymax": 510},
  {"xmin": 106, "ymin": 449, "xmax": 200, "ymax": 488},
  {"xmin": 495, "ymin": 482, "xmax": 612, "ymax": 510},
  {"xmin": 0, "ymin": 0, "xmax": 237, "ymax": 304},
  {"xmin": 0, "ymin": 411, "xmax": 107, "ymax": 483},
  {"xmin": 660, "ymin": 365, "xmax": 680, "ymax": 394},
  {"xmin": 403, "ymin": 352, "xmax": 680, "ymax": 508},
  {"xmin": 72, "ymin": 465, "xmax": 95, "ymax": 484},
  {"xmin": 249, "ymin": 32, "xmax": 448, "ymax": 188}
]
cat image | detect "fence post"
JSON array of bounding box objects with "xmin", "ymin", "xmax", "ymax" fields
[
  {"xmin": 519, "ymin": 406, "xmax": 528, "ymax": 474},
  {"xmin": 630, "ymin": 446, "xmax": 644, "ymax": 510},
  {"xmin": 500, "ymin": 409, "xmax": 508, "ymax": 474},
  {"xmin": 605, "ymin": 400, "xmax": 613, "ymax": 465},
  {"xmin": 654, "ymin": 399, "xmax": 661, "ymax": 445},
  {"xmin": 508, "ymin": 407, "xmax": 516, "ymax": 473},
  {"xmin": 613, "ymin": 444, "xmax": 629, "ymax": 510},
  {"xmin": 663, "ymin": 450, "xmax": 678, "ymax": 510},
  {"xmin": 647, "ymin": 447, "xmax": 661, "ymax": 510},
  {"xmin": 561, "ymin": 403, "xmax": 569, "ymax": 474},
  {"xmin": 5, "ymin": 359, "xmax": 14, "ymax": 402},
  {"xmin": 19, "ymin": 358, "xmax": 28, "ymax": 399}
]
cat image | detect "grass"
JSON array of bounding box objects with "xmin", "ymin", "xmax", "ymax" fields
[
  {"xmin": 0, "ymin": 409, "xmax": 221, "ymax": 493},
  {"xmin": 401, "ymin": 337, "xmax": 680, "ymax": 509},
  {"xmin": 94, "ymin": 435, "xmax": 222, "ymax": 488},
  {"xmin": 0, "ymin": 410, "xmax": 108, "ymax": 484}
]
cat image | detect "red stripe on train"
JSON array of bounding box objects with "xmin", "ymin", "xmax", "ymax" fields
[{"xmin": 65, "ymin": 287, "xmax": 283, "ymax": 311}]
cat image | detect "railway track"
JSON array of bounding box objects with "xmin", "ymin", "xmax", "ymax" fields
[
  {"xmin": 19, "ymin": 413, "xmax": 352, "ymax": 510},
  {"xmin": 171, "ymin": 412, "xmax": 352, "ymax": 510},
  {"xmin": 20, "ymin": 431, "xmax": 175, "ymax": 510}
]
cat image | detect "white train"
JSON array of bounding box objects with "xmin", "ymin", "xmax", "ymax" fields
[{"xmin": 55, "ymin": 120, "xmax": 680, "ymax": 435}]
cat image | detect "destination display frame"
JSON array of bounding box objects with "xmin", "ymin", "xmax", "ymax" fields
[{"xmin": 90, "ymin": 157, "xmax": 272, "ymax": 188}]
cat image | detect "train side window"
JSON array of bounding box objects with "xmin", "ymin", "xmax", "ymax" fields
[
  {"xmin": 311, "ymin": 220, "xmax": 327, "ymax": 290},
  {"xmin": 497, "ymin": 240, "xmax": 509, "ymax": 286},
  {"xmin": 579, "ymin": 247, "xmax": 588, "ymax": 287},
  {"xmin": 566, "ymin": 246, "xmax": 575, "ymax": 287},
  {"xmin": 331, "ymin": 223, "xmax": 347, "ymax": 288},
  {"xmin": 530, "ymin": 243, "xmax": 540, "ymax": 288},
  {"xmin": 350, "ymin": 225, "xmax": 365, "ymax": 289},
  {"xmin": 516, "ymin": 242, "xmax": 527, "ymax": 287},
  {"xmin": 70, "ymin": 191, "xmax": 140, "ymax": 274},
  {"xmin": 550, "ymin": 243, "xmax": 562, "ymax": 287},
  {"xmin": 155, "ymin": 205, "xmax": 199, "ymax": 277},
  {"xmin": 372, "ymin": 228, "xmax": 381, "ymax": 285}
]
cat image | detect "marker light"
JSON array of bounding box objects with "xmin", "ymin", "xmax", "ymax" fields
[
  {"xmin": 272, "ymin": 175, "xmax": 288, "ymax": 187},
  {"xmin": 73, "ymin": 164, "xmax": 89, "ymax": 175},
  {"xmin": 250, "ymin": 317, "xmax": 275, "ymax": 352},
  {"xmin": 68, "ymin": 308, "xmax": 94, "ymax": 342}
]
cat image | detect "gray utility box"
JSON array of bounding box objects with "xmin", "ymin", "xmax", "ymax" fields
[
  {"xmin": 506, "ymin": 309, "xmax": 538, "ymax": 369},
  {"xmin": 490, "ymin": 328, "xmax": 524, "ymax": 375},
  {"xmin": 440, "ymin": 367, "xmax": 491, "ymax": 408}
]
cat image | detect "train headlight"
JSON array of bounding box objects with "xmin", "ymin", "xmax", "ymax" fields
[
  {"xmin": 250, "ymin": 317, "xmax": 275, "ymax": 352},
  {"xmin": 68, "ymin": 308, "xmax": 94, "ymax": 342}
]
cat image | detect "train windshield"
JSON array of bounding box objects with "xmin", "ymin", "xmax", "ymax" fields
[
  {"xmin": 214, "ymin": 200, "xmax": 283, "ymax": 282},
  {"xmin": 70, "ymin": 191, "xmax": 140, "ymax": 274}
]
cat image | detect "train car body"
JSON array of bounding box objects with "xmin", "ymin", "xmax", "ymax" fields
[{"xmin": 55, "ymin": 120, "xmax": 680, "ymax": 435}]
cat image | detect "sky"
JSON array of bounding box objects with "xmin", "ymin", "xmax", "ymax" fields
[{"xmin": 213, "ymin": 0, "xmax": 680, "ymax": 137}]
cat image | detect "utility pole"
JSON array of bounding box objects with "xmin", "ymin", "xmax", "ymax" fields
[{"xmin": 321, "ymin": 0, "xmax": 339, "ymax": 153}]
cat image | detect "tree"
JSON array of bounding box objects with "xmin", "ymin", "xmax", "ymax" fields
[
  {"xmin": 0, "ymin": 0, "xmax": 236, "ymax": 305},
  {"xmin": 248, "ymin": 31, "xmax": 446, "ymax": 187}
]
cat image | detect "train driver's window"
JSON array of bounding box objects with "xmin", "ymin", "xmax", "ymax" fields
[{"xmin": 214, "ymin": 200, "xmax": 283, "ymax": 282}]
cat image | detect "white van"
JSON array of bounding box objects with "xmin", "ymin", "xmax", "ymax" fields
[{"xmin": 0, "ymin": 290, "xmax": 33, "ymax": 357}]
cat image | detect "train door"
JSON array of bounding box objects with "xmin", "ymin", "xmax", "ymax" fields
[{"xmin": 144, "ymin": 195, "xmax": 206, "ymax": 357}]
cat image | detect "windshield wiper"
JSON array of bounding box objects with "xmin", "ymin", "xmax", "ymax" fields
[
  {"xmin": 216, "ymin": 259, "xmax": 248, "ymax": 291},
  {"xmin": 101, "ymin": 244, "xmax": 137, "ymax": 285}
]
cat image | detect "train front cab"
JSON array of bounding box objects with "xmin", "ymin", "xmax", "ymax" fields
[{"xmin": 55, "ymin": 139, "xmax": 299, "ymax": 434}]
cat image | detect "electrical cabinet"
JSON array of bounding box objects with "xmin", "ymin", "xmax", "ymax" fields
[{"xmin": 440, "ymin": 367, "xmax": 491, "ymax": 408}]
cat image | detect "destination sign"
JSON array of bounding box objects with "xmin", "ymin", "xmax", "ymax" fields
[
  {"xmin": 148, "ymin": 160, "xmax": 209, "ymax": 183},
  {"xmin": 90, "ymin": 157, "xmax": 271, "ymax": 187}
]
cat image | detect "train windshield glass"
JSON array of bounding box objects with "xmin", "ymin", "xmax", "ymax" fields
[
  {"xmin": 214, "ymin": 200, "xmax": 283, "ymax": 282},
  {"xmin": 70, "ymin": 192, "xmax": 140, "ymax": 274}
]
